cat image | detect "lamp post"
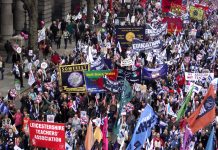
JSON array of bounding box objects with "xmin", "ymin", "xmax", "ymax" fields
[{"xmin": 23, "ymin": 4, "xmax": 27, "ymax": 32}]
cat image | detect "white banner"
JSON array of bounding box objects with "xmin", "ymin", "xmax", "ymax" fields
[
  {"xmin": 145, "ymin": 23, "xmax": 167, "ymax": 37},
  {"xmin": 185, "ymin": 72, "xmax": 214, "ymax": 81}
]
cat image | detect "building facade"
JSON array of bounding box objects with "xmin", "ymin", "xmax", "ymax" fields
[{"xmin": 0, "ymin": 0, "xmax": 80, "ymax": 43}]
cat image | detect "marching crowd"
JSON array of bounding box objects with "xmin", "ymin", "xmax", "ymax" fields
[{"xmin": 0, "ymin": 0, "xmax": 218, "ymax": 150}]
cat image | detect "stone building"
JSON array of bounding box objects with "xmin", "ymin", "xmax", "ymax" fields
[{"xmin": 0, "ymin": 0, "xmax": 80, "ymax": 44}]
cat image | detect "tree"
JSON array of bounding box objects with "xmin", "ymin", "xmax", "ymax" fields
[
  {"xmin": 21, "ymin": 0, "xmax": 38, "ymax": 52},
  {"xmin": 86, "ymin": 0, "xmax": 94, "ymax": 25}
]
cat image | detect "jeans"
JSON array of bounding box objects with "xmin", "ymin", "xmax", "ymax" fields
[
  {"xmin": 64, "ymin": 38, "xmax": 68, "ymax": 49},
  {"xmin": 0, "ymin": 68, "xmax": 3, "ymax": 80}
]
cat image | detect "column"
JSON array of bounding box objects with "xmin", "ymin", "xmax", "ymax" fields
[
  {"xmin": 14, "ymin": 0, "xmax": 25, "ymax": 33},
  {"xmin": 62, "ymin": 0, "xmax": 71, "ymax": 19},
  {"xmin": 38, "ymin": 0, "xmax": 52, "ymax": 24},
  {"xmin": 0, "ymin": 0, "xmax": 13, "ymax": 41}
]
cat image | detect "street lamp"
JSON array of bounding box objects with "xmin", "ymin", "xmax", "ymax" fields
[{"xmin": 23, "ymin": 4, "xmax": 27, "ymax": 32}]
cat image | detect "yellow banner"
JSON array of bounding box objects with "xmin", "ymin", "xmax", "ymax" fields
[{"xmin": 190, "ymin": 6, "xmax": 204, "ymax": 21}]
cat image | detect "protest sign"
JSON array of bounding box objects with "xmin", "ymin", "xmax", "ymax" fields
[
  {"xmin": 121, "ymin": 58, "xmax": 134, "ymax": 67},
  {"xmin": 115, "ymin": 26, "xmax": 145, "ymax": 48},
  {"xmin": 84, "ymin": 70, "xmax": 118, "ymax": 93},
  {"xmin": 142, "ymin": 64, "xmax": 168, "ymax": 80},
  {"xmin": 185, "ymin": 72, "xmax": 214, "ymax": 81},
  {"xmin": 132, "ymin": 38, "xmax": 163, "ymax": 52},
  {"xmin": 145, "ymin": 23, "xmax": 167, "ymax": 37},
  {"xmin": 59, "ymin": 64, "xmax": 89, "ymax": 93},
  {"xmin": 29, "ymin": 120, "xmax": 65, "ymax": 150},
  {"xmin": 162, "ymin": 17, "xmax": 183, "ymax": 34}
]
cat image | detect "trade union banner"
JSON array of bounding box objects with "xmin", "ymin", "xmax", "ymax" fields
[
  {"xmin": 29, "ymin": 120, "xmax": 65, "ymax": 150},
  {"xmin": 84, "ymin": 69, "xmax": 118, "ymax": 93},
  {"xmin": 142, "ymin": 64, "xmax": 168, "ymax": 80},
  {"xmin": 132, "ymin": 38, "xmax": 163, "ymax": 52},
  {"xmin": 59, "ymin": 64, "xmax": 90, "ymax": 93},
  {"xmin": 115, "ymin": 25, "xmax": 145, "ymax": 48},
  {"xmin": 189, "ymin": 6, "xmax": 204, "ymax": 21},
  {"xmin": 145, "ymin": 23, "xmax": 167, "ymax": 37},
  {"xmin": 162, "ymin": 0, "xmax": 182, "ymax": 12},
  {"xmin": 162, "ymin": 17, "xmax": 183, "ymax": 34}
]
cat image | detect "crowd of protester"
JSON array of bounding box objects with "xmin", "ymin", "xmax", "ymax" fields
[{"xmin": 0, "ymin": 0, "xmax": 218, "ymax": 149}]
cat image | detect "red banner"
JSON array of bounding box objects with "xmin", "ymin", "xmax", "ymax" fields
[
  {"xmin": 162, "ymin": 17, "xmax": 183, "ymax": 34},
  {"xmin": 194, "ymin": 4, "xmax": 209, "ymax": 11},
  {"xmin": 29, "ymin": 120, "xmax": 65, "ymax": 150},
  {"xmin": 162, "ymin": 0, "xmax": 182, "ymax": 12}
]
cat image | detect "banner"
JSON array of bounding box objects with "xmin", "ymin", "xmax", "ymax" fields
[
  {"xmin": 29, "ymin": 120, "xmax": 65, "ymax": 150},
  {"xmin": 145, "ymin": 23, "xmax": 167, "ymax": 37},
  {"xmin": 115, "ymin": 26, "xmax": 145, "ymax": 48},
  {"xmin": 185, "ymin": 72, "xmax": 214, "ymax": 81},
  {"xmin": 59, "ymin": 64, "xmax": 89, "ymax": 93},
  {"xmin": 142, "ymin": 64, "xmax": 168, "ymax": 80},
  {"xmin": 170, "ymin": 3, "xmax": 186, "ymax": 15},
  {"xmin": 190, "ymin": 6, "xmax": 204, "ymax": 21},
  {"xmin": 132, "ymin": 38, "xmax": 163, "ymax": 52},
  {"xmin": 162, "ymin": 17, "xmax": 183, "ymax": 34},
  {"xmin": 91, "ymin": 56, "xmax": 106, "ymax": 70},
  {"xmin": 97, "ymin": 76, "xmax": 123, "ymax": 93},
  {"xmin": 127, "ymin": 104, "xmax": 157, "ymax": 150},
  {"xmin": 116, "ymin": 65, "xmax": 141, "ymax": 83},
  {"xmin": 84, "ymin": 70, "xmax": 118, "ymax": 93},
  {"xmin": 162, "ymin": 0, "xmax": 182, "ymax": 12}
]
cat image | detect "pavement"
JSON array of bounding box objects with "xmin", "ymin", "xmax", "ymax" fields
[{"xmin": 0, "ymin": 38, "xmax": 76, "ymax": 108}]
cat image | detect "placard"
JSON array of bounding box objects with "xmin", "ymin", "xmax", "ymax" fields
[{"xmin": 29, "ymin": 120, "xmax": 65, "ymax": 150}]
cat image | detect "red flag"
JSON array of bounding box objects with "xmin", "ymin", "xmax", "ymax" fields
[
  {"xmin": 162, "ymin": 0, "xmax": 182, "ymax": 12},
  {"xmin": 186, "ymin": 85, "xmax": 216, "ymax": 134},
  {"xmin": 162, "ymin": 17, "xmax": 183, "ymax": 34},
  {"xmin": 109, "ymin": 0, "xmax": 113, "ymax": 11}
]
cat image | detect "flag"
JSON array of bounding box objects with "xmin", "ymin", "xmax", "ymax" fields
[
  {"xmin": 206, "ymin": 127, "xmax": 215, "ymax": 150},
  {"xmin": 85, "ymin": 121, "xmax": 94, "ymax": 150},
  {"xmin": 189, "ymin": 6, "xmax": 204, "ymax": 21},
  {"xmin": 101, "ymin": 117, "xmax": 108, "ymax": 150},
  {"xmin": 117, "ymin": 41, "xmax": 122, "ymax": 53},
  {"xmin": 186, "ymin": 85, "xmax": 216, "ymax": 134},
  {"xmin": 114, "ymin": 80, "xmax": 133, "ymax": 134},
  {"xmin": 120, "ymin": 80, "xmax": 133, "ymax": 106},
  {"xmin": 182, "ymin": 127, "xmax": 193, "ymax": 150},
  {"xmin": 38, "ymin": 27, "xmax": 46, "ymax": 42},
  {"xmin": 162, "ymin": 0, "xmax": 182, "ymax": 12},
  {"xmin": 127, "ymin": 104, "xmax": 157, "ymax": 150},
  {"xmin": 94, "ymin": 127, "xmax": 103, "ymax": 143},
  {"xmin": 176, "ymin": 86, "xmax": 194, "ymax": 121}
]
